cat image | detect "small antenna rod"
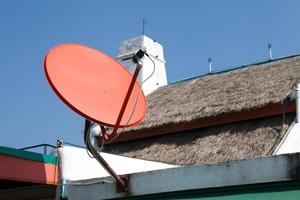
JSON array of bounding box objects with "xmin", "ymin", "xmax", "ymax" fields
[
  {"xmin": 208, "ymin": 57, "xmax": 212, "ymax": 73},
  {"xmin": 267, "ymin": 42, "xmax": 273, "ymax": 60},
  {"xmin": 142, "ymin": 19, "xmax": 146, "ymax": 35}
]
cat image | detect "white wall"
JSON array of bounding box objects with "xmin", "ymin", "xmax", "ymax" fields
[
  {"xmin": 57, "ymin": 145, "xmax": 177, "ymax": 181},
  {"xmin": 274, "ymin": 119, "xmax": 300, "ymax": 155},
  {"xmin": 274, "ymin": 83, "xmax": 300, "ymax": 155},
  {"xmin": 116, "ymin": 35, "xmax": 167, "ymax": 96}
]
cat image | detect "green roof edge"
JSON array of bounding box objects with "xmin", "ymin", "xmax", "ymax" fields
[
  {"xmin": 171, "ymin": 53, "xmax": 300, "ymax": 85},
  {"xmin": 0, "ymin": 146, "xmax": 57, "ymax": 165}
]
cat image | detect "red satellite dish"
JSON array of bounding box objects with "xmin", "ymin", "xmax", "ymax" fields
[{"xmin": 44, "ymin": 44, "xmax": 146, "ymax": 128}]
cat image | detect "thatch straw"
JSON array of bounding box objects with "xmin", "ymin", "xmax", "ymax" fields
[
  {"xmin": 105, "ymin": 56, "xmax": 300, "ymax": 165},
  {"xmin": 105, "ymin": 114, "xmax": 294, "ymax": 165},
  {"xmin": 122, "ymin": 56, "xmax": 300, "ymax": 133}
]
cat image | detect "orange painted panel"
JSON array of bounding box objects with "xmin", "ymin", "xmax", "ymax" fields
[{"xmin": 0, "ymin": 154, "xmax": 58, "ymax": 185}]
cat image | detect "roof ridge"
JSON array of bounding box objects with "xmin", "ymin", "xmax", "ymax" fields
[{"xmin": 170, "ymin": 53, "xmax": 300, "ymax": 86}]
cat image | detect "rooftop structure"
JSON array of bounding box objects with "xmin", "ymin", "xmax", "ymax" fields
[
  {"xmin": 60, "ymin": 50, "xmax": 300, "ymax": 199},
  {"xmin": 116, "ymin": 35, "xmax": 168, "ymax": 96},
  {"xmin": 105, "ymin": 54, "xmax": 300, "ymax": 166}
]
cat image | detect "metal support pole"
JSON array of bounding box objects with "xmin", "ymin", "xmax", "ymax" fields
[
  {"xmin": 44, "ymin": 145, "xmax": 47, "ymax": 154},
  {"xmin": 84, "ymin": 120, "xmax": 128, "ymax": 192},
  {"xmin": 268, "ymin": 42, "xmax": 273, "ymax": 60},
  {"xmin": 208, "ymin": 57, "xmax": 212, "ymax": 73},
  {"xmin": 82, "ymin": 53, "xmax": 144, "ymax": 192},
  {"xmin": 103, "ymin": 63, "xmax": 142, "ymax": 141}
]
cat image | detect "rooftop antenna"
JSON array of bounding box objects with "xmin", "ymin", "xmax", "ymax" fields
[
  {"xmin": 142, "ymin": 19, "xmax": 146, "ymax": 35},
  {"xmin": 208, "ymin": 57, "xmax": 212, "ymax": 73},
  {"xmin": 267, "ymin": 42, "xmax": 273, "ymax": 60},
  {"xmin": 44, "ymin": 44, "xmax": 147, "ymax": 192}
]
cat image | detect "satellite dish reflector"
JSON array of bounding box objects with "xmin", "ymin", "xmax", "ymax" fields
[{"xmin": 44, "ymin": 44, "xmax": 146, "ymax": 128}]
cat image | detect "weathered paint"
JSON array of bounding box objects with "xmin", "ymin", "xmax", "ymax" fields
[
  {"xmin": 62, "ymin": 153, "xmax": 300, "ymax": 199},
  {"xmin": 121, "ymin": 181, "xmax": 300, "ymax": 200}
]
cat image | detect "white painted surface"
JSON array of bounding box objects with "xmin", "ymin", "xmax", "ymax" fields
[
  {"xmin": 274, "ymin": 119, "xmax": 300, "ymax": 154},
  {"xmin": 116, "ymin": 35, "xmax": 167, "ymax": 96},
  {"xmin": 274, "ymin": 83, "xmax": 300, "ymax": 155},
  {"xmin": 296, "ymin": 83, "xmax": 300, "ymax": 121},
  {"xmin": 57, "ymin": 145, "xmax": 177, "ymax": 181},
  {"xmin": 62, "ymin": 153, "xmax": 300, "ymax": 200}
]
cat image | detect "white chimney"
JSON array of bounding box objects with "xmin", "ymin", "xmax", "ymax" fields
[{"xmin": 116, "ymin": 35, "xmax": 167, "ymax": 96}]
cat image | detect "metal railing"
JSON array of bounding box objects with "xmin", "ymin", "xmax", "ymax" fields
[{"xmin": 19, "ymin": 143, "xmax": 56, "ymax": 155}]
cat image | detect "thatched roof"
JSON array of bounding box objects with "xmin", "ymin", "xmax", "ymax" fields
[
  {"xmin": 121, "ymin": 55, "xmax": 300, "ymax": 135},
  {"xmin": 105, "ymin": 114, "xmax": 295, "ymax": 165},
  {"xmin": 104, "ymin": 55, "xmax": 300, "ymax": 165}
]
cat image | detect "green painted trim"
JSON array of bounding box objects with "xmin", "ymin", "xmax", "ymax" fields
[
  {"xmin": 170, "ymin": 53, "xmax": 300, "ymax": 86},
  {"xmin": 0, "ymin": 146, "xmax": 57, "ymax": 165},
  {"xmin": 119, "ymin": 180, "xmax": 300, "ymax": 200}
]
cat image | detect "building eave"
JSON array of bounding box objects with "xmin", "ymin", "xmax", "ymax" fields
[{"xmin": 114, "ymin": 101, "xmax": 296, "ymax": 143}]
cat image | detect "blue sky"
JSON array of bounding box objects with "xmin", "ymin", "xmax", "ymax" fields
[{"xmin": 1, "ymin": 0, "xmax": 300, "ymax": 149}]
